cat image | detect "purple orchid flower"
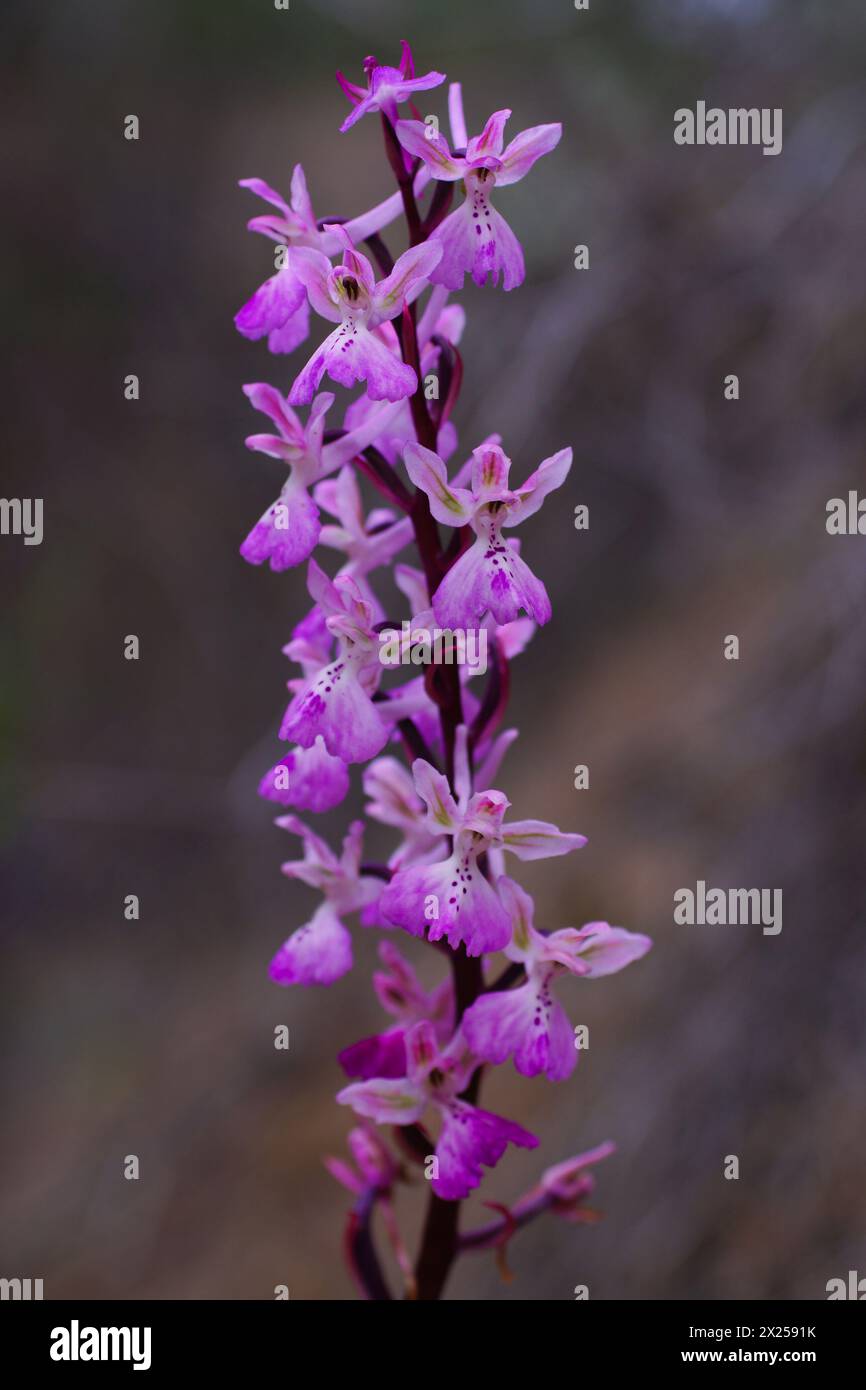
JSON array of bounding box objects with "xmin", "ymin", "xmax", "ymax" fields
[
  {"xmin": 395, "ymin": 89, "xmax": 561, "ymax": 290},
  {"xmin": 463, "ymin": 877, "xmax": 652, "ymax": 1080},
  {"xmin": 269, "ymin": 818, "xmax": 380, "ymax": 986},
  {"xmin": 236, "ymin": 161, "xmax": 434, "ymax": 352},
  {"xmin": 288, "ymin": 227, "xmax": 442, "ymax": 404},
  {"xmin": 279, "ymin": 559, "xmax": 393, "ymax": 763},
  {"xmin": 338, "ymin": 1021, "xmax": 537, "ymax": 1200},
  {"xmin": 379, "ymin": 729, "xmax": 586, "ymax": 956},
  {"xmin": 338, "ymin": 940, "xmax": 454, "ymax": 1081},
  {"xmin": 240, "ymin": 384, "xmax": 405, "ymax": 572},
  {"xmin": 234, "ymin": 164, "xmax": 320, "ymax": 353},
  {"xmin": 336, "ymin": 41, "xmax": 445, "ymax": 133},
  {"xmin": 404, "ymin": 438, "xmax": 572, "ymax": 626}
]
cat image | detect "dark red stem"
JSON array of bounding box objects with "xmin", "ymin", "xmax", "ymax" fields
[{"xmin": 366, "ymin": 104, "xmax": 486, "ymax": 1303}]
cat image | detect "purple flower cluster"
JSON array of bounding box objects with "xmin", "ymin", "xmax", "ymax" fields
[{"xmin": 236, "ymin": 42, "xmax": 651, "ymax": 1299}]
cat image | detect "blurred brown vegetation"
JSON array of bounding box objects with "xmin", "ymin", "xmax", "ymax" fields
[{"xmin": 1, "ymin": 0, "xmax": 865, "ymax": 1299}]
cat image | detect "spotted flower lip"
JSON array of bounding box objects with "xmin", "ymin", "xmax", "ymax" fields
[
  {"xmin": 279, "ymin": 559, "xmax": 394, "ymax": 763},
  {"xmin": 258, "ymin": 735, "xmax": 350, "ymax": 815},
  {"xmin": 288, "ymin": 227, "xmax": 442, "ymax": 404},
  {"xmin": 462, "ymin": 877, "xmax": 652, "ymax": 1080},
  {"xmin": 404, "ymin": 438, "xmax": 572, "ymax": 627},
  {"xmin": 337, "ymin": 1021, "xmax": 538, "ymax": 1201},
  {"xmin": 379, "ymin": 728, "xmax": 587, "ymax": 956},
  {"xmin": 395, "ymin": 88, "xmax": 561, "ymax": 290},
  {"xmin": 336, "ymin": 40, "xmax": 446, "ymax": 133}
]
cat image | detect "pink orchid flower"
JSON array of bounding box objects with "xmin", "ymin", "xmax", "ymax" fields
[
  {"xmin": 240, "ymin": 385, "xmax": 404, "ymax": 572},
  {"xmin": 235, "ymin": 161, "xmax": 432, "ymax": 352},
  {"xmin": 363, "ymin": 756, "xmax": 446, "ymax": 871},
  {"xmin": 461, "ymin": 1141, "xmax": 616, "ymax": 1252},
  {"xmin": 536, "ymin": 1141, "xmax": 617, "ymax": 1212},
  {"xmin": 234, "ymin": 164, "xmax": 321, "ymax": 353},
  {"xmin": 395, "ymin": 88, "xmax": 561, "ymax": 290},
  {"xmin": 336, "ymin": 41, "xmax": 445, "ymax": 133},
  {"xmin": 404, "ymin": 438, "xmax": 572, "ymax": 627},
  {"xmin": 338, "ymin": 1021, "xmax": 538, "ymax": 1200},
  {"xmin": 269, "ymin": 819, "xmax": 380, "ymax": 986},
  {"xmin": 463, "ymin": 877, "xmax": 652, "ymax": 1081},
  {"xmin": 288, "ymin": 227, "xmax": 442, "ymax": 404},
  {"xmin": 379, "ymin": 729, "xmax": 586, "ymax": 956},
  {"xmin": 339, "ymin": 940, "xmax": 454, "ymax": 1081}
]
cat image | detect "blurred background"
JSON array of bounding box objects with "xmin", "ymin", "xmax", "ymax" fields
[{"xmin": 2, "ymin": 0, "xmax": 865, "ymax": 1300}]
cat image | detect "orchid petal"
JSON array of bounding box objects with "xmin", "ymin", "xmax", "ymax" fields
[
  {"xmin": 448, "ymin": 82, "xmax": 468, "ymax": 149},
  {"xmin": 411, "ymin": 758, "xmax": 460, "ymax": 832},
  {"xmin": 372, "ymin": 240, "xmax": 443, "ymax": 324},
  {"xmin": 501, "ymin": 819, "xmax": 587, "ymax": 860},
  {"xmin": 290, "ymin": 246, "xmax": 342, "ymax": 323},
  {"xmin": 466, "ymin": 109, "xmax": 511, "ymax": 163},
  {"xmin": 433, "ymin": 1100, "xmax": 538, "ymax": 1201},
  {"xmin": 336, "ymin": 1077, "xmax": 426, "ymax": 1126},
  {"xmin": 395, "ymin": 119, "xmax": 466, "ymax": 180},
  {"xmin": 403, "ymin": 443, "xmax": 473, "ymax": 526},
  {"xmin": 505, "ymin": 448, "xmax": 573, "ymax": 526},
  {"xmin": 495, "ymin": 122, "xmax": 562, "ymax": 187},
  {"xmin": 269, "ymin": 903, "xmax": 353, "ymax": 987}
]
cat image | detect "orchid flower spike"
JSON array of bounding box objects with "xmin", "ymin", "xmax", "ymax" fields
[{"xmin": 235, "ymin": 41, "xmax": 650, "ymax": 1293}]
